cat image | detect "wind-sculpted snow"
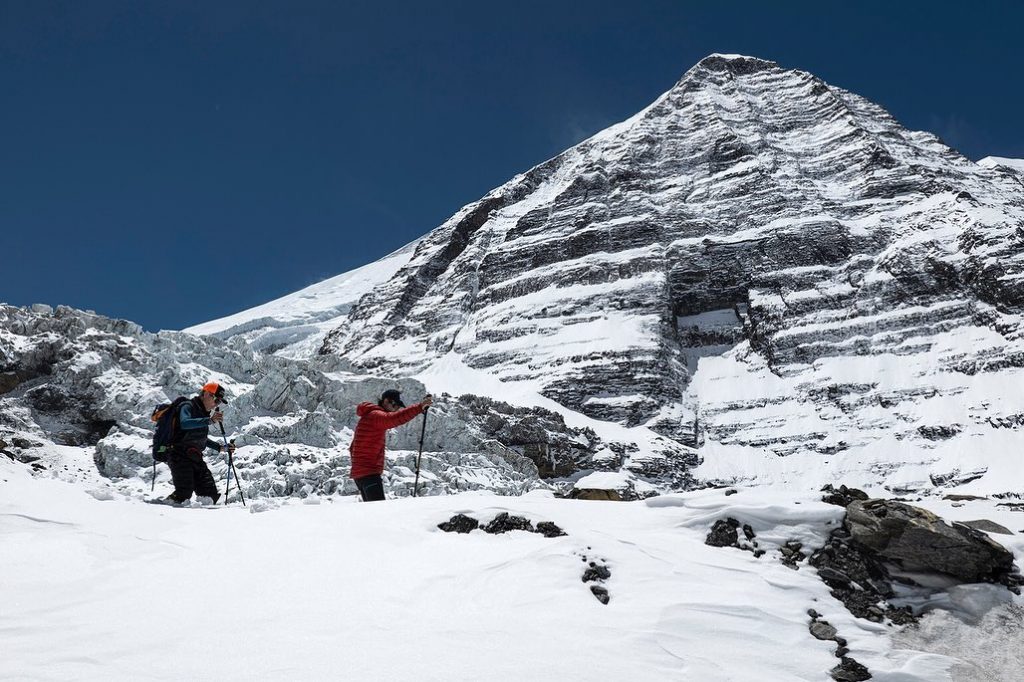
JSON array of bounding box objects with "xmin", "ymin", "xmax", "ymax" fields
[{"xmin": 311, "ymin": 54, "xmax": 1024, "ymax": 496}]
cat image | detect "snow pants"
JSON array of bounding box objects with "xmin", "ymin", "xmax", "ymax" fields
[
  {"xmin": 168, "ymin": 448, "xmax": 220, "ymax": 503},
  {"xmin": 355, "ymin": 474, "xmax": 385, "ymax": 502}
]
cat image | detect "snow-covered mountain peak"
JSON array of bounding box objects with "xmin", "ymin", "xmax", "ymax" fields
[
  {"xmin": 301, "ymin": 54, "xmax": 1024, "ymax": 496},
  {"xmin": 8, "ymin": 54, "xmax": 1022, "ymax": 506},
  {"xmin": 692, "ymin": 52, "xmax": 780, "ymax": 74},
  {"xmin": 184, "ymin": 240, "xmax": 418, "ymax": 357}
]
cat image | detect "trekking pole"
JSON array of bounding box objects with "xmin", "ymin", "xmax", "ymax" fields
[
  {"xmin": 216, "ymin": 413, "xmax": 246, "ymax": 507},
  {"xmin": 412, "ymin": 407, "xmax": 429, "ymax": 497},
  {"xmin": 228, "ymin": 453, "xmax": 245, "ymax": 506}
]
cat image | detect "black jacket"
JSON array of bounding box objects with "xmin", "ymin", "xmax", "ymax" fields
[{"xmin": 175, "ymin": 396, "xmax": 223, "ymax": 456}]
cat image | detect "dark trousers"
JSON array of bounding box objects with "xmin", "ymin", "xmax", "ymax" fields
[
  {"xmin": 355, "ymin": 474, "xmax": 385, "ymax": 502},
  {"xmin": 168, "ymin": 448, "xmax": 220, "ymax": 503}
]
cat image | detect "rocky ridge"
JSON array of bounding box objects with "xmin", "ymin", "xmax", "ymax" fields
[
  {"xmin": 0, "ymin": 303, "xmax": 693, "ymax": 499},
  {"xmin": 314, "ymin": 54, "xmax": 1024, "ymax": 495}
]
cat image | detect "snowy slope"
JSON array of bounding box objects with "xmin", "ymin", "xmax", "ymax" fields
[
  {"xmin": 302, "ymin": 54, "xmax": 1024, "ymax": 496},
  {"xmin": 184, "ymin": 241, "xmax": 417, "ymax": 357},
  {"xmin": 978, "ymin": 156, "xmax": 1024, "ymax": 175},
  {"xmin": 4, "ymin": 460, "xmax": 1022, "ymax": 681}
]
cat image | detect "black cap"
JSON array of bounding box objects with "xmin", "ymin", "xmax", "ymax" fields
[
  {"xmin": 202, "ymin": 382, "xmax": 228, "ymax": 404},
  {"xmin": 380, "ymin": 389, "xmax": 405, "ymax": 408}
]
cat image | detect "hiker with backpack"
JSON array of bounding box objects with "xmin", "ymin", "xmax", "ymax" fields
[
  {"xmin": 153, "ymin": 382, "xmax": 235, "ymax": 505},
  {"xmin": 349, "ymin": 389, "xmax": 432, "ymax": 501}
]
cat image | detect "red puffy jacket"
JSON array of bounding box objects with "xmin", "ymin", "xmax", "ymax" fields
[{"xmin": 349, "ymin": 401, "xmax": 426, "ymax": 480}]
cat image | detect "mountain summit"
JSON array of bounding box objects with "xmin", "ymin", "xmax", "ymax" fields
[
  {"xmin": 10, "ymin": 54, "xmax": 1020, "ymax": 500},
  {"xmin": 306, "ymin": 54, "xmax": 1024, "ymax": 490}
]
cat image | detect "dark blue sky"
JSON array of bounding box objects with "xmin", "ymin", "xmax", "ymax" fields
[{"xmin": 3, "ymin": 1, "xmax": 1021, "ymax": 331}]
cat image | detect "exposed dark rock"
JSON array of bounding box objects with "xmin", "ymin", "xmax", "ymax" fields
[
  {"xmin": 846, "ymin": 499, "xmax": 1017, "ymax": 584},
  {"xmin": 809, "ymin": 527, "xmax": 917, "ymax": 625},
  {"xmin": 830, "ymin": 656, "xmax": 871, "ymax": 681},
  {"xmin": 582, "ymin": 563, "xmax": 612, "ymax": 582},
  {"xmin": 0, "ymin": 371, "xmax": 19, "ymax": 393},
  {"xmin": 810, "ymin": 621, "xmax": 838, "ymax": 640},
  {"xmin": 916, "ymin": 424, "xmax": 962, "ymax": 440},
  {"xmin": 590, "ymin": 585, "xmax": 610, "ymax": 605},
  {"xmin": 705, "ymin": 517, "xmax": 765, "ymax": 558},
  {"xmin": 958, "ymin": 519, "xmax": 1013, "ymax": 535},
  {"xmin": 706, "ymin": 518, "xmax": 740, "ymax": 547},
  {"xmin": 11, "ymin": 451, "xmax": 42, "ymax": 464},
  {"xmin": 535, "ymin": 521, "xmax": 567, "ymax": 538},
  {"xmin": 482, "ymin": 512, "xmax": 534, "ymax": 534},
  {"xmin": 821, "ymin": 484, "xmax": 869, "ymax": 507},
  {"xmin": 572, "ymin": 488, "xmax": 623, "ymax": 501},
  {"xmin": 438, "ymin": 514, "xmax": 479, "ymax": 534},
  {"xmin": 780, "ymin": 540, "xmax": 806, "ymax": 568},
  {"xmin": 816, "ymin": 567, "xmax": 853, "ymax": 587}
]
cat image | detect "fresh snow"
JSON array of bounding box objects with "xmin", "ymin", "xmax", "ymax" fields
[
  {"xmin": 978, "ymin": 156, "xmax": 1024, "ymax": 173},
  {"xmin": 183, "ymin": 241, "xmax": 417, "ymax": 356},
  {"xmin": 5, "ymin": 460, "xmax": 1020, "ymax": 681}
]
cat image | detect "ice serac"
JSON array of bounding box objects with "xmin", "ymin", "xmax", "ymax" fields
[{"xmin": 319, "ymin": 54, "xmax": 1024, "ymax": 485}]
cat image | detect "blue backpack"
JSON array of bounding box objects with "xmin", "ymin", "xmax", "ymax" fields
[{"xmin": 151, "ymin": 396, "xmax": 189, "ymax": 463}]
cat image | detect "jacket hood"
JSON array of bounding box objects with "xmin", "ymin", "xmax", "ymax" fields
[{"xmin": 356, "ymin": 401, "xmax": 384, "ymax": 417}]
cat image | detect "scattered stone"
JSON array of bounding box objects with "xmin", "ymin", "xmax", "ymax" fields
[
  {"xmin": 438, "ymin": 514, "xmax": 479, "ymax": 534},
  {"xmin": 576, "ymin": 551, "xmax": 612, "ymax": 603},
  {"xmin": 810, "ymin": 621, "xmax": 838, "ymax": 640},
  {"xmin": 830, "ymin": 656, "xmax": 871, "ymax": 681},
  {"xmin": 780, "ymin": 540, "xmax": 807, "ymax": 569},
  {"xmin": 724, "ymin": 488, "xmax": 738, "ymax": 496},
  {"xmin": 706, "ymin": 518, "xmax": 740, "ymax": 547},
  {"xmin": 817, "ymin": 567, "xmax": 853, "ymax": 588},
  {"xmin": 706, "ymin": 517, "xmax": 765, "ymax": 558},
  {"xmin": 943, "ymin": 494, "xmax": 987, "ymax": 501},
  {"xmin": 535, "ymin": 521, "xmax": 567, "ymax": 538},
  {"xmin": 482, "ymin": 512, "xmax": 534, "ymax": 534},
  {"xmin": 821, "ymin": 484, "xmax": 869, "ymax": 508},
  {"xmin": 807, "ymin": 608, "xmax": 821, "ymax": 619},
  {"xmin": 809, "ymin": 527, "xmax": 918, "ymax": 625},
  {"xmin": 12, "ymin": 437, "xmax": 41, "ymax": 449}
]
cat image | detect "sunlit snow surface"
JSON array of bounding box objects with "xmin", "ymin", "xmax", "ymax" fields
[
  {"xmin": 184, "ymin": 241, "xmax": 417, "ymax": 357},
  {"xmin": 3, "ymin": 459, "xmax": 1022, "ymax": 681}
]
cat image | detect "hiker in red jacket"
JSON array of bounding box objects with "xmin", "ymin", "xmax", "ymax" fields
[{"xmin": 350, "ymin": 389, "xmax": 432, "ymax": 501}]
